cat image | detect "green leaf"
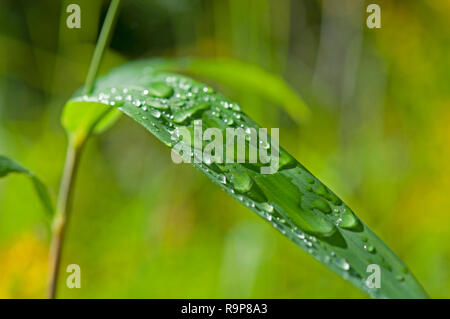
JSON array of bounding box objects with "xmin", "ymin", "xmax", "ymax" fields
[
  {"xmin": 172, "ymin": 57, "xmax": 310, "ymax": 124},
  {"xmin": 0, "ymin": 155, "xmax": 54, "ymax": 217},
  {"xmin": 60, "ymin": 57, "xmax": 308, "ymax": 144},
  {"xmin": 66, "ymin": 60, "xmax": 428, "ymax": 298},
  {"xmin": 61, "ymin": 100, "xmax": 121, "ymax": 145}
]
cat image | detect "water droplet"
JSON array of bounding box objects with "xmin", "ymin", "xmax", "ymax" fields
[
  {"xmin": 305, "ymin": 176, "xmax": 315, "ymax": 184},
  {"xmin": 261, "ymin": 202, "xmax": 273, "ymax": 213},
  {"xmin": 218, "ymin": 174, "xmax": 227, "ymax": 184},
  {"xmin": 278, "ymin": 152, "xmax": 295, "ymax": 170},
  {"xmin": 232, "ymin": 104, "xmax": 241, "ymax": 111},
  {"xmin": 335, "ymin": 258, "xmax": 350, "ymax": 271},
  {"xmin": 221, "ymin": 101, "xmax": 231, "ymax": 109},
  {"xmin": 230, "ymin": 168, "xmax": 253, "ymax": 193},
  {"xmin": 324, "ymin": 192, "xmax": 342, "ymax": 206},
  {"xmin": 314, "ymin": 184, "xmax": 328, "ymax": 196},
  {"xmin": 202, "ymin": 86, "xmax": 215, "ymax": 94},
  {"xmin": 290, "ymin": 209, "xmax": 336, "ymax": 237},
  {"xmin": 147, "ymin": 99, "xmax": 169, "ymax": 110},
  {"xmin": 150, "ymin": 109, "xmax": 161, "ymax": 118},
  {"xmin": 337, "ymin": 207, "xmax": 359, "ymax": 230},
  {"xmin": 224, "ymin": 117, "xmax": 234, "ymax": 126},
  {"xmin": 311, "ymin": 198, "xmax": 331, "ymax": 214},
  {"xmin": 203, "ymin": 153, "xmax": 212, "ymax": 165},
  {"xmin": 396, "ymin": 275, "xmax": 405, "ymax": 282},
  {"xmin": 213, "ymin": 110, "xmax": 221, "ymax": 118},
  {"xmin": 148, "ymin": 82, "xmax": 174, "ymax": 98},
  {"xmin": 364, "ymin": 245, "xmax": 376, "ymax": 254},
  {"xmin": 173, "ymin": 103, "xmax": 210, "ymax": 123}
]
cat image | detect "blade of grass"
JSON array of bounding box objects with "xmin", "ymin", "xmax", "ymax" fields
[{"xmin": 65, "ymin": 62, "xmax": 429, "ymax": 298}]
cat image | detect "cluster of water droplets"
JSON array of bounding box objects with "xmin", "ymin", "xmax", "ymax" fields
[{"xmin": 78, "ymin": 71, "xmax": 411, "ymax": 296}]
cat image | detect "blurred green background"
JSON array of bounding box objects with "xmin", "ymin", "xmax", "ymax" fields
[{"xmin": 1, "ymin": 0, "xmax": 449, "ymax": 298}]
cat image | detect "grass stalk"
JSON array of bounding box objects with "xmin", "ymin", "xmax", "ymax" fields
[{"xmin": 47, "ymin": 0, "xmax": 121, "ymax": 299}]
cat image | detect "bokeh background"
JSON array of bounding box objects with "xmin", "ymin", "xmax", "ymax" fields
[{"xmin": 1, "ymin": 0, "xmax": 449, "ymax": 298}]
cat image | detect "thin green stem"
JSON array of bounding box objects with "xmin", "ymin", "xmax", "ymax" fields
[
  {"xmin": 83, "ymin": 0, "xmax": 121, "ymax": 95},
  {"xmin": 47, "ymin": 0, "xmax": 121, "ymax": 299},
  {"xmin": 47, "ymin": 140, "xmax": 83, "ymax": 299}
]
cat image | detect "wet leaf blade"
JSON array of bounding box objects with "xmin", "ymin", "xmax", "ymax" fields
[
  {"xmin": 61, "ymin": 100, "xmax": 121, "ymax": 143},
  {"xmin": 66, "ymin": 60, "xmax": 428, "ymax": 299},
  {"xmin": 60, "ymin": 57, "xmax": 308, "ymax": 143},
  {"xmin": 173, "ymin": 57, "xmax": 310, "ymax": 123}
]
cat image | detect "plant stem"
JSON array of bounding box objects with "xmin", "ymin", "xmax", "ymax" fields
[
  {"xmin": 47, "ymin": 140, "xmax": 83, "ymax": 299},
  {"xmin": 83, "ymin": 0, "xmax": 121, "ymax": 95},
  {"xmin": 47, "ymin": 0, "xmax": 121, "ymax": 299}
]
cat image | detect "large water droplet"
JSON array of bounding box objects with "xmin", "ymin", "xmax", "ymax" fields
[
  {"xmin": 230, "ymin": 167, "xmax": 253, "ymax": 193},
  {"xmin": 173, "ymin": 103, "xmax": 210, "ymax": 123},
  {"xmin": 147, "ymin": 99, "xmax": 169, "ymax": 110},
  {"xmin": 337, "ymin": 207, "xmax": 359, "ymax": 230},
  {"xmin": 278, "ymin": 151, "xmax": 295, "ymax": 170},
  {"xmin": 314, "ymin": 184, "xmax": 328, "ymax": 197},
  {"xmin": 148, "ymin": 82, "xmax": 174, "ymax": 98},
  {"xmin": 324, "ymin": 192, "xmax": 342, "ymax": 206},
  {"xmin": 311, "ymin": 198, "xmax": 331, "ymax": 214},
  {"xmin": 290, "ymin": 209, "xmax": 336, "ymax": 237}
]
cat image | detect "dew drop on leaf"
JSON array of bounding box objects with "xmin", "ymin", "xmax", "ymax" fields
[
  {"xmin": 261, "ymin": 202, "xmax": 274, "ymax": 213},
  {"xmin": 150, "ymin": 109, "xmax": 161, "ymax": 118},
  {"xmin": 173, "ymin": 103, "xmax": 210, "ymax": 123},
  {"xmin": 311, "ymin": 198, "xmax": 331, "ymax": 214},
  {"xmin": 230, "ymin": 169, "xmax": 253, "ymax": 193},
  {"xmin": 364, "ymin": 245, "xmax": 376, "ymax": 254},
  {"xmin": 148, "ymin": 82, "xmax": 174, "ymax": 98},
  {"xmin": 337, "ymin": 207, "xmax": 359, "ymax": 230},
  {"xmin": 335, "ymin": 258, "xmax": 350, "ymax": 271}
]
